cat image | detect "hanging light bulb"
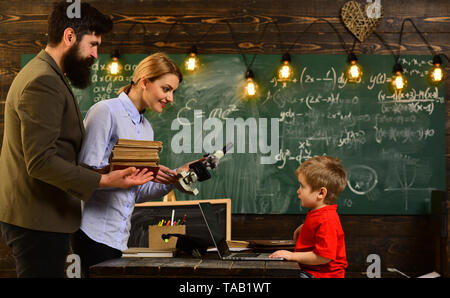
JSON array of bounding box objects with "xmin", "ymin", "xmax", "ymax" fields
[
  {"xmin": 391, "ymin": 63, "xmax": 407, "ymax": 93},
  {"xmin": 277, "ymin": 53, "xmax": 294, "ymax": 82},
  {"xmin": 107, "ymin": 49, "xmax": 122, "ymax": 75},
  {"xmin": 184, "ymin": 46, "xmax": 199, "ymax": 72},
  {"xmin": 244, "ymin": 69, "xmax": 257, "ymax": 97},
  {"xmin": 346, "ymin": 53, "xmax": 363, "ymax": 83},
  {"xmin": 428, "ymin": 55, "xmax": 445, "ymax": 86}
]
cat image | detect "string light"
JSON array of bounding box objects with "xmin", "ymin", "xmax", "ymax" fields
[
  {"xmin": 395, "ymin": 18, "xmax": 447, "ymax": 88},
  {"xmin": 225, "ymin": 20, "xmax": 269, "ymax": 98},
  {"xmin": 244, "ymin": 69, "xmax": 257, "ymax": 97},
  {"xmin": 277, "ymin": 53, "xmax": 294, "ymax": 82},
  {"xmin": 153, "ymin": 17, "xmax": 448, "ymax": 97},
  {"xmin": 185, "ymin": 46, "xmax": 200, "ymax": 72},
  {"xmin": 428, "ymin": 55, "xmax": 445, "ymax": 85},
  {"xmin": 346, "ymin": 53, "xmax": 363, "ymax": 83},
  {"xmin": 107, "ymin": 49, "xmax": 122, "ymax": 75},
  {"xmin": 391, "ymin": 63, "xmax": 407, "ymax": 93}
]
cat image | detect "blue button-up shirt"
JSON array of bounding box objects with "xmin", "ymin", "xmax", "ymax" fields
[{"xmin": 79, "ymin": 92, "xmax": 173, "ymax": 251}]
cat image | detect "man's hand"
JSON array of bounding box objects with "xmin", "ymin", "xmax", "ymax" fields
[{"xmin": 99, "ymin": 167, "xmax": 154, "ymax": 188}]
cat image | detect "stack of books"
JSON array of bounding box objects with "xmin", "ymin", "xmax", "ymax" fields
[{"xmin": 109, "ymin": 139, "xmax": 162, "ymax": 176}]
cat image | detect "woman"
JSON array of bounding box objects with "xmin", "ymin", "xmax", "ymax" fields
[{"xmin": 71, "ymin": 53, "xmax": 190, "ymax": 277}]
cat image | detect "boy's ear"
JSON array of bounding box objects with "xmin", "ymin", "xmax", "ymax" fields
[{"xmin": 317, "ymin": 187, "xmax": 327, "ymax": 200}]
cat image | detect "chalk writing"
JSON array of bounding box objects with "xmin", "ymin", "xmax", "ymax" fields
[
  {"xmin": 347, "ymin": 165, "xmax": 378, "ymax": 195},
  {"xmin": 38, "ymin": 53, "xmax": 441, "ymax": 214}
]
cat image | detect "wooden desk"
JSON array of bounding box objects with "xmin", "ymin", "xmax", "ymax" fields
[{"xmin": 90, "ymin": 256, "xmax": 302, "ymax": 278}]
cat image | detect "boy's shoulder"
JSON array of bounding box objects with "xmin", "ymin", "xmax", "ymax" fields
[
  {"xmin": 306, "ymin": 204, "xmax": 341, "ymax": 224},
  {"xmin": 308, "ymin": 204, "xmax": 338, "ymax": 215}
]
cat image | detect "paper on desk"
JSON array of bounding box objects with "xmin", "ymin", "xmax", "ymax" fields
[
  {"xmin": 207, "ymin": 247, "xmax": 251, "ymax": 252},
  {"xmin": 417, "ymin": 271, "xmax": 440, "ymax": 278}
]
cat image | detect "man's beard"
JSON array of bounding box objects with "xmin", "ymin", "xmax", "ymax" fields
[{"xmin": 62, "ymin": 43, "xmax": 95, "ymax": 89}]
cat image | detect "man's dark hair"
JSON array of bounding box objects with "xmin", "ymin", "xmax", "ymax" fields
[{"xmin": 47, "ymin": 1, "xmax": 113, "ymax": 46}]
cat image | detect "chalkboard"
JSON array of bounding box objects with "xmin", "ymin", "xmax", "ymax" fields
[
  {"xmin": 127, "ymin": 199, "xmax": 230, "ymax": 248},
  {"xmin": 21, "ymin": 53, "xmax": 446, "ymax": 214}
]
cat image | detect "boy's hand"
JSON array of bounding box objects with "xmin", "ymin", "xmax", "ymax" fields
[
  {"xmin": 269, "ymin": 250, "xmax": 291, "ymax": 260},
  {"xmin": 293, "ymin": 224, "xmax": 303, "ymax": 241}
]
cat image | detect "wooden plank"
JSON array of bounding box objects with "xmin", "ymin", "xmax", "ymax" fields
[
  {"xmin": 1, "ymin": 0, "xmax": 448, "ymax": 33},
  {"xmin": 121, "ymin": 257, "xmax": 169, "ymax": 276},
  {"xmin": 265, "ymin": 261, "xmax": 302, "ymax": 277},
  {"xmin": 89, "ymin": 257, "xmax": 134, "ymax": 277},
  {"xmin": 0, "ymin": 32, "xmax": 447, "ymax": 57},
  {"xmin": 89, "ymin": 256, "xmax": 303, "ymax": 278},
  {"xmin": 158, "ymin": 257, "xmax": 202, "ymax": 276},
  {"xmin": 229, "ymin": 260, "xmax": 266, "ymax": 277},
  {"xmin": 193, "ymin": 258, "xmax": 234, "ymax": 277}
]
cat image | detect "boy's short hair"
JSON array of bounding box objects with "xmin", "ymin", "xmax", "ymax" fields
[
  {"xmin": 47, "ymin": 2, "xmax": 113, "ymax": 46},
  {"xmin": 296, "ymin": 156, "xmax": 347, "ymax": 204}
]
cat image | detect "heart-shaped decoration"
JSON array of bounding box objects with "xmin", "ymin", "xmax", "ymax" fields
[{"xmin": 341, "ymin": 1, "xmax": 383, "ymax": 42}]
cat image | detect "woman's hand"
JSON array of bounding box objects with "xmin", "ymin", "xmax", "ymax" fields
[
  {"xmin": 176, "ymin": 157, "xmax": 207, "ymax": 174},
  {"xmin": 99, "ymin": 167, "xmax": 154, "ymax": 188},
  {"xmin": 153, "ymin": 165, "xmax": 178, "ymax": 184},
  {"xmin": 152, "ymin": 157, "xmax": 208, "ymax": 185}
]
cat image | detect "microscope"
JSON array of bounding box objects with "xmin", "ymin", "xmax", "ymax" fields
[{"xmin": 175, "ymin": 143, "xmax": 233, "ymax": 195}]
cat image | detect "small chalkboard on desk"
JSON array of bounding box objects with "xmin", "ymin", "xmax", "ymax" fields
[{"xmin": 128, "ymin": 199, "xmax": 231, "ymax": 248}]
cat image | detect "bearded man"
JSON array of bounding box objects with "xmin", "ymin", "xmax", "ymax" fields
[{"xmin": 0, "ymin": 2, "xmax": 154, "ymax": 277}]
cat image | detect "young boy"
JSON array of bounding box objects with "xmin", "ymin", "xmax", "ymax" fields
[{"xmin": 270, "ymin": 156, "xmax": 348, "ymax": 278}]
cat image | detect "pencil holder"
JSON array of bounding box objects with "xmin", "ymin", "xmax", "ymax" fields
[{"xmin": 148, "ymin": 225, "xmax": 186, "ymax": 250}]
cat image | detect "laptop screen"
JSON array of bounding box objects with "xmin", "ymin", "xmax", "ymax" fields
[{"xmin": 199, "ymin": 202, "xmax": 230, "ymax": 257}]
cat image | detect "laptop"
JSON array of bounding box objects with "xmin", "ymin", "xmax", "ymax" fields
[{"xmin": 199, "ymin": 202, "xmax": 284, "ymax": 261}]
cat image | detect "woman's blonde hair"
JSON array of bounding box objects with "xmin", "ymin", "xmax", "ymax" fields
[{"xmin": 117, "ymin": 52, "xmax": 182, "ymax": 95}]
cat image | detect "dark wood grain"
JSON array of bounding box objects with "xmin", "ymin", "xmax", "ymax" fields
[
  {"xmin": 0, "ymin": 0, "xmax": 448, "ymax": 278},
  {"xmin": 89, "ymin": 256, "xmax": 303, "ymax": 278}
]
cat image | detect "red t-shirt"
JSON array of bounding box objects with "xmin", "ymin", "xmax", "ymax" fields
[{"xmin": 295, "ymin": 204, "xmax": 348, "ymax": 278}]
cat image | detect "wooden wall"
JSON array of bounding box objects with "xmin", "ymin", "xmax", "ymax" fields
[{"xmin": 0, "ymin": 0, "xmax": 448, "ymax": 278}]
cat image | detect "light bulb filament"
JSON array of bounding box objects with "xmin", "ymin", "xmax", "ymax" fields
[
  {"xmin": 109, "ymin": 62, "xmax": 119, "ymax": 75},
  {"xmin": 432, "ymin": 67, "xmax": 442, "ymax": 82},
  {"xmin": 107, "ymin": 57, "xmax": 121, "ymax": 75},
  {"xmin": 246, "ymin": 79, "xmax": 256, "ymax": 96},
  {"xmin": 185, "ymin": 53, "xmax": 199, "ymax": 71},
  {"xmin": 349, "ymin": 65, "xmax": 360, "ymax": 79},
  {"xmin": 279, "ymin": 64, "xmax": 292, "ymax": 80},
  {"xmin": 394, "ymin": 75, "xmax": 404, "ymax": 89}
]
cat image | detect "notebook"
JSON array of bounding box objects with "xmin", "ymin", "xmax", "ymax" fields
[{"xmin": 199, "ymin": 202, "xmax": 284, "ymax": 261}]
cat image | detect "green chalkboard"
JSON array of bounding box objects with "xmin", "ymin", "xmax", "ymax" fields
[{"xmin": 21, "ymin": 53, "xmax": 446, "ymax": 214}]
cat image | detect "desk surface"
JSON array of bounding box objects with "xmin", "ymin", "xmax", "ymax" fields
[{"xmin": 90, "ymin": 256, "xmax": 302, "ymax": 278}]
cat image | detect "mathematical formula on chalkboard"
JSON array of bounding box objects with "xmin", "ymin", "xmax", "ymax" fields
[{"xmin": 20, "ymin": 54, "xmax": 446, "ymax": 214}]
